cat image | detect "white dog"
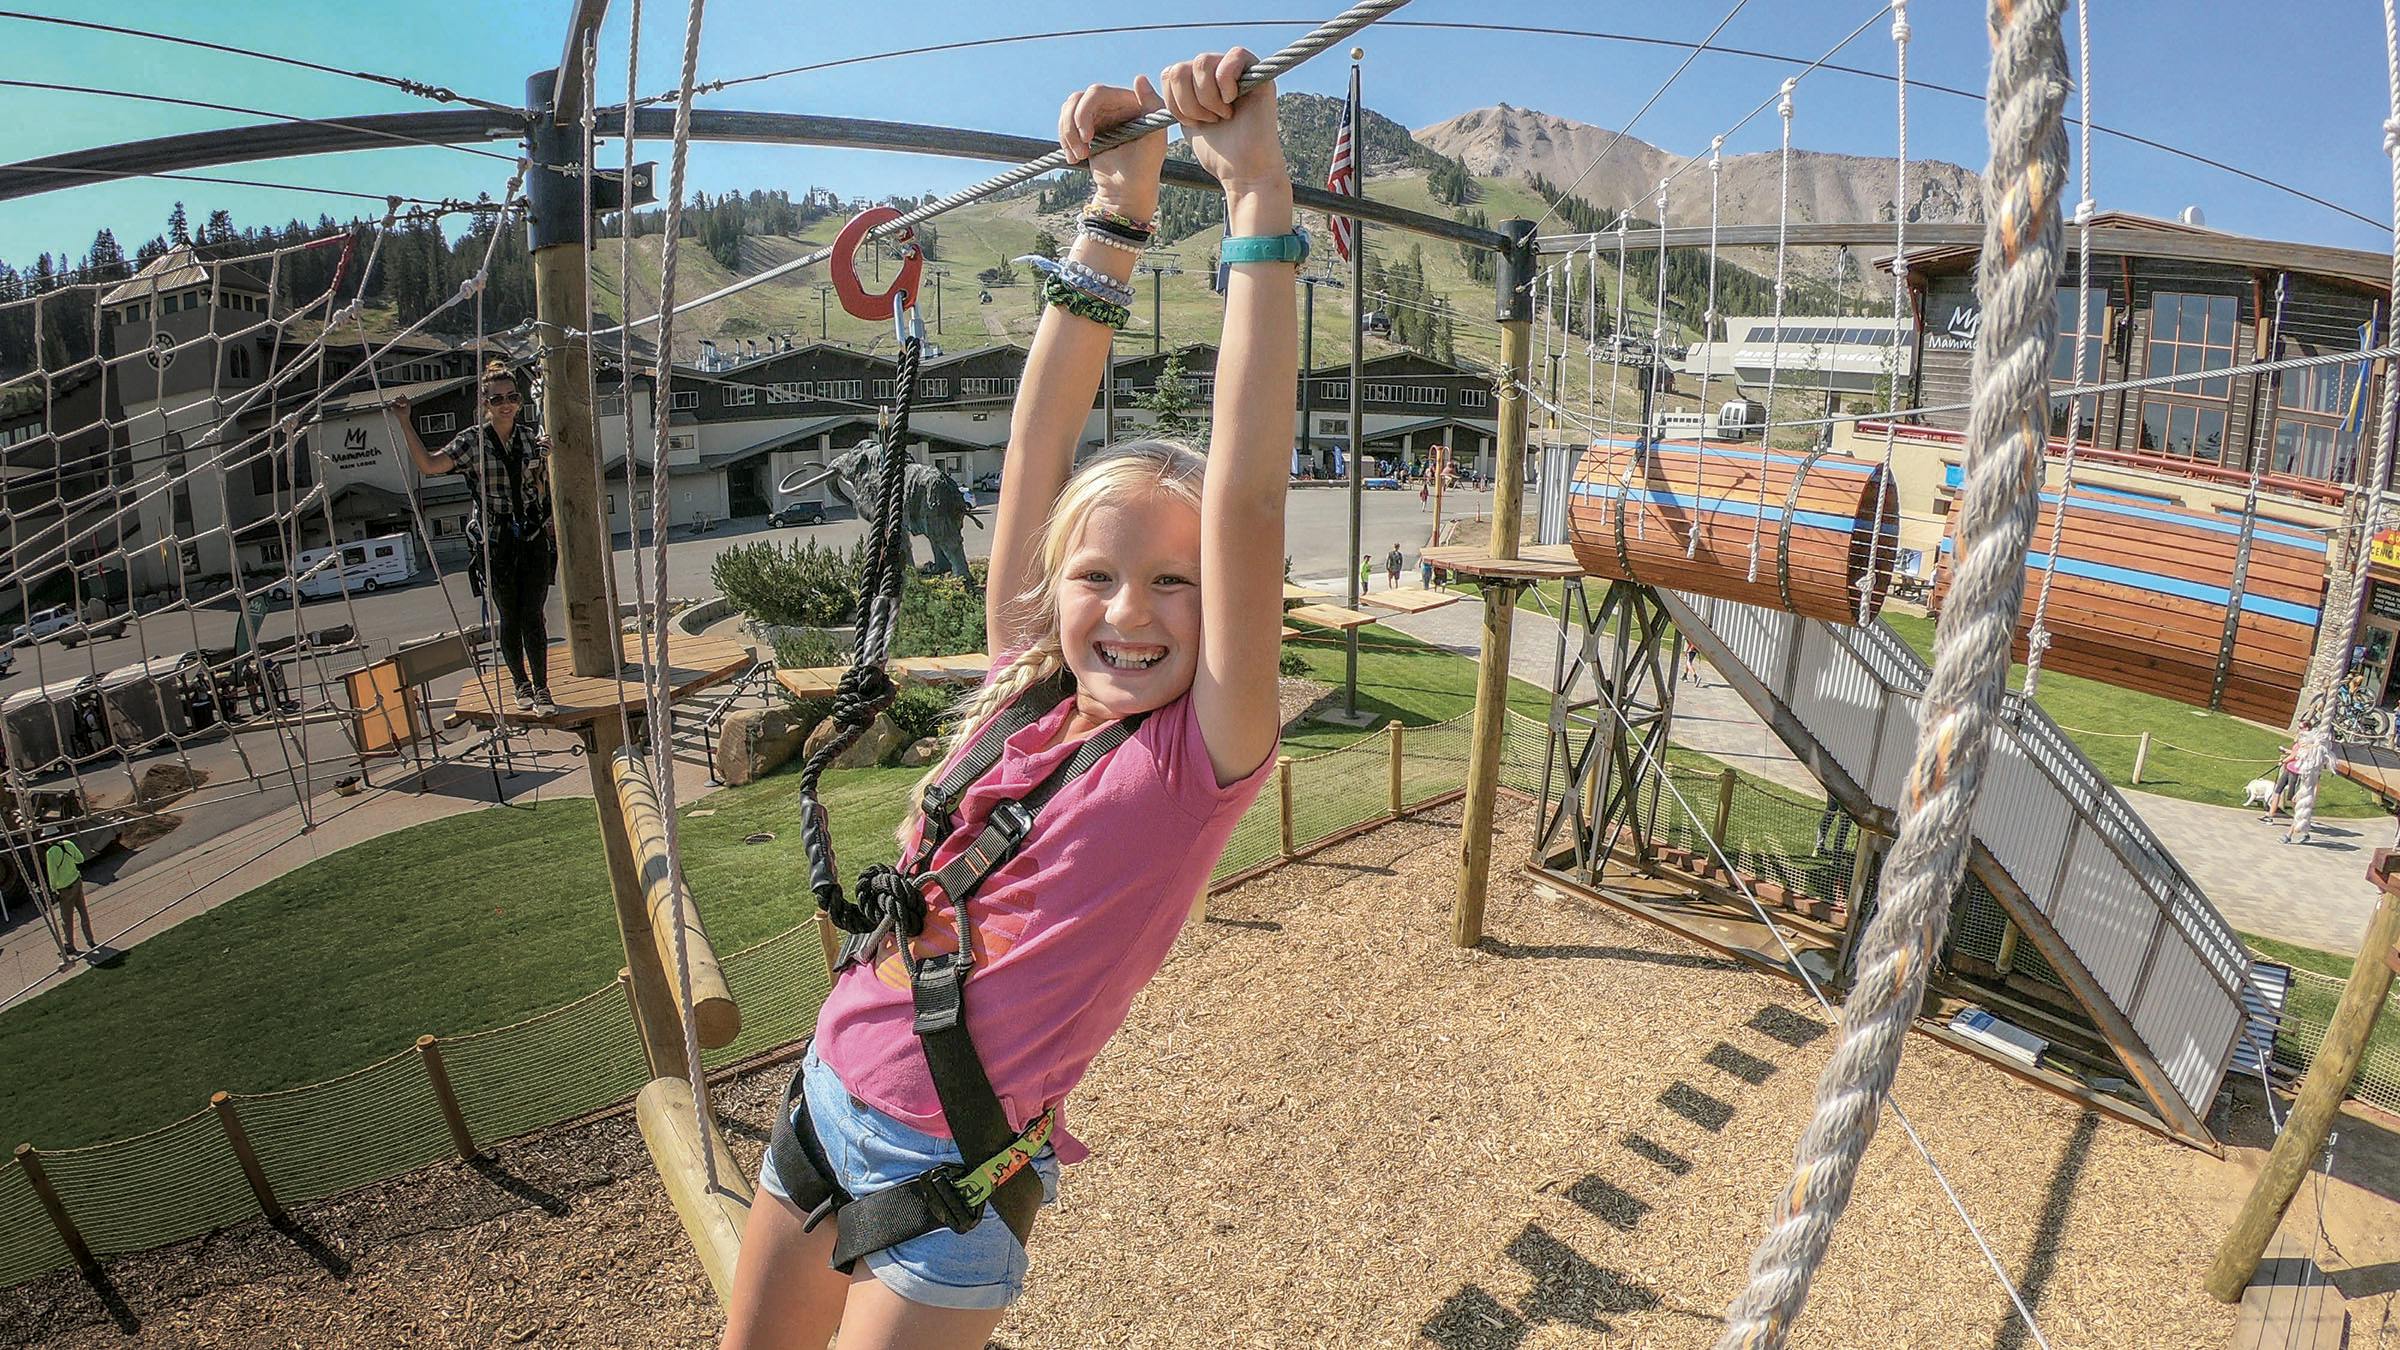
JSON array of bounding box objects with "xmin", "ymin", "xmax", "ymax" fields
[{"xmin": 2243, "ymin": 777, "xmax": 2278, "ymax": 808}]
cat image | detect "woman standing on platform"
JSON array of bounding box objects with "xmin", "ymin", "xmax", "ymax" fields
[{"xmin": 392, "ymin": 361, "xmax": 557, "ymax": 713}]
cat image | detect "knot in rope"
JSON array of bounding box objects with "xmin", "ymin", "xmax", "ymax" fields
[
  {"xmin": 2073, "ymin": 197, "xmax": 2097, "ymax": 225},
  {"xmin": 1778, "ymin": 78, "xmax": 1796, "ymax": 119},
  {"xmin": 2386, "ymin": 115, "xmax": 2400, "ymax": 156},
  {"xmin": 455, "ymin": 276, "xmax": 485, "ymax": 302},
  {"xmin": 1890, "ymin": 0, "xmax": 1910, "ymax": 42},
  {"xmin": 834, "ymin": 864, "xmax": 928, "ymax": 939},
  {"xmin": 833, "ymin": 663, "xmax": 899, "ymax": 730}
]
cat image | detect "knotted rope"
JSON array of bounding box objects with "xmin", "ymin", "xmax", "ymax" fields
[{"xmin": 1712, "ymin": 2, "xmax": 2071, "ymax": 1346}]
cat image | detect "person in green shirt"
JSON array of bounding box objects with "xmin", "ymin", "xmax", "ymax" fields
[
  {"xmin": 1359, "ymin": 553, "xmax": 1373, "ymax": 594},
  {"xmin": 43, "ymin": 832, "xmax": 95, "ymax": 961}
]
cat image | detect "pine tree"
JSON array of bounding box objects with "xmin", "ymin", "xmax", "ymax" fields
[
  {"xmin": 1031, "ymin": 229, "xmax": 1060, "ymax": 260},
  {"xmin": 167, "ymin": 202, "xmax": 191, "ymax": 247},
  {"xmin": 84, "ymin": 229, "xmax": 128, "ymax": 282},
  {"xmin": 1135, "ymin": 353, "xmax": 1208, "ymax": 443},
  {"xmin": 203, "ymin": 210, "xmax": 235, "ymax": 246}
]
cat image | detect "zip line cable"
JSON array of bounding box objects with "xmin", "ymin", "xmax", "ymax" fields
[
  {"xmin": 1529, "ymin": 0, "xmax": 1755, "ymax": 234},
  {"xmin": 0, "ymin": 10, "xmax": 525, "ymax": 117}
]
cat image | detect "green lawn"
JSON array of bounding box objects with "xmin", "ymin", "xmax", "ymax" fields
[
  {"xmin": 1275, "ymin": 620, "xmax": 1553, "ymax": 754},
  {"xmin": 1879, "ymin": 613, "xmax": 2382, "ymax": 819},
  {"xmin": 2239, "ymin": 931, "xmax": 2400, "ymax": 1105}
]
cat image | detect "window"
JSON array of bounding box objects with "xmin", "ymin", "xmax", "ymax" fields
[
  {"xmin": 1193, "ymin": 379, "xmax": 1214, "ymax": 402},
  {"xmin": 341, "ymin": 546, "xmax": 367, "ymax": 567},
  {"xmin": 226, "ymin": 347, "xmax": 253, "ymax": 380},
  {"xmin": 1317, "ymin": 417, "xmax": 1347, "ymax": 436},
  {"xmin": 1460, "ymin": 388, "xmax": 1491, "ymax": 410},
  {"xmin": 1318, "ymin": 381, "xmax": 1349, "ymax": 401},
  {"xmin": 162, "ymin": 294, "xmax": 180, "ymax": 314},
  {"xmin": 2137, "ymin": 292, "xmax": 2238, "ymax": 462},
  {"xmin": 873, "ymin": 379, "xmax": 895, "ymax": 400},
  {"xmin": 767, "ymin": 382, "xmax": 807, "ymax": 403},
  {"xmin": 961, "ymin": 376, "xmax": 1019, "ymax": 397},
  {"xmin": 669, "ymin": 434, "xmax": 696, "ymax": 453},
  {"xmin": 1116, "ymin": 379, "xmax": 1139, "ymax": 395},
  {"xmin": 815, "ymin": 379, "xmax": 863, "ymax": 401},
  {"xmin": 1408, "ymin": 387, "xmax": 1444, "ymax": 406},
  {"xmin": 921, "ymin": 379, "xmax": 949, "ymax": 399},
  {"xmin": 2049, "ymin": 288, "xmax": 2104, "ymax": 438},
  {"xmin": 2272, "ymin": 359, "xmax": 2355, "ymax": 483},
  {"xmin": 1363, "ymin": 383, "xmax": 1405, "ymax": 403},
  {"xmin": 417, "ymin": 412, "xmax": 455, "ymax": 436},
  {"xmin": 598, "ymin": 395, "xmax": 624, "ymax": 417},
  {"xmin": 670, "ymin": 390, "xmax": 699, "ymax": 410},
  {"xmin": 722, "ymin": 386, "xmax": 756, "ymax": 407}
]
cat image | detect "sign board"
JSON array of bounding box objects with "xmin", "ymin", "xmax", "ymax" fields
[
  {"xmin": 2371, "ymin": 582, "xmax": 2400, "ymax": 622},
  {"xmin": 2372, "ymin": 529, "xmax": 2400, "ymax": 572}
]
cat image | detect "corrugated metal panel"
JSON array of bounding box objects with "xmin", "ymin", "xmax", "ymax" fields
[
  {"xmin": 2050, "ymin": 828, "xmax": 2156, "ymax": 990},
  {"xmin": 1969, "ymin": 734, "xmax": 2076, "ymax": 900},
  {"xmin": 1692, "ymin": 594, "xmax": 1793, "ymax": 696},
  {"xmin": 2228, "ymin": 961, "xmax": 2290, "ymax": 1083},
  {"xmin": 2133, "ymin": 936, "xmax": 2246, "ymax": 1110},
  {"xmin": 1871, "ymin": 694, "xmax": 1921, "ymax": 807},
  {"xmin": 1790, "ymin": 624, "xmax": 1883, "ymax": 787},
  {"xmin": 1536, "ymin": 442, "xmax": 1575, "ymax": 545}
]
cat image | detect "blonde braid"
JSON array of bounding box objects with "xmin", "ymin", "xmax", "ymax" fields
[{"xmin": 899, "ymin": 639, "xmax": 1062, "ymax": 844}]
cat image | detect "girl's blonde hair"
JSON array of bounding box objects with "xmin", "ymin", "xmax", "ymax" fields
[{"xmin": 901, "ymin": 439, "xmax": 1206, "ymax": 840}]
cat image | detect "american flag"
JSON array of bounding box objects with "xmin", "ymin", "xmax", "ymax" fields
[{"xmin": 1326, "ymin": 75, "xmax": 1357, "ymax": 261}]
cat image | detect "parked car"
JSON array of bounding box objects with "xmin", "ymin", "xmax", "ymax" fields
[
  {"xmin": 771, "ymin": 500, "xmax": 826, "ymax": 528},
  {"xmin": 1365, "ymin": 475, "xmax": 1401, "ymax": 490},
  {"xmin": 973, "ymin": 471, "xmax": 1003, "ymax": 493},
  {"xmin": 13, "ymin": 605, "xmax": 77, "ymax": 646}
]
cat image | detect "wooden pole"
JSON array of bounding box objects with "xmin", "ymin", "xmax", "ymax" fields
[
  {"xmin": 417, "ymin": 1036, "xmax": 478, "ymax": 1162},
  {"xmin": 2205, "ymin": 859, "xmax": 2400, "ymax": 1301},
  {"xmin": 1712, "ymin": 767, "xmax": 1737, "ymax": 848},
  {"xmin": 1278, "ymin": 756, "xmax": 1297, "ymax": 859},
  {"xmin": 209, "ymin": 1092, "xmax": 283, "ymax": 1224},
  {"xmin": 635, "ymin": 1076, "xmax": 754, "ymax": 1306},
  {"xmin": 815, "ymin": 914, "xmax": 843, "ymax": 986},
  {"xmin": 1388, "ymin": 721, "xmax": 1406, "ymax": 816},
  {"xmin": 612, "ymin": 747, "xmax": 740, "ymax": 1048},
  {"xmin": 1996, "ymin": 919, "xmax": 2021, "ymax": 975},
  {"xmin": 15, "ymin": 1144, "xmax": 97, "ymax": 1278},
  {"xmin": 594, "ymin": 724, "xmax": 689, "ymax": 1080},
  {"xmin": 1453, "ymin": 220, "xmax": 1537, "ymax": 949},
  {"xmin": 2132, "ymin": 730, "xmax": 2151, "ymax": 785},
  {"xmin": 1835, "ymin": 831, "xmax": 1884, "ymax": 980},
  {"xmin": 525, "ymin": 71, "xmax": 616, "ymax": 680}
]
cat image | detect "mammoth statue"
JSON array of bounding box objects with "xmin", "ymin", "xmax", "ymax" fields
[{"xmin": 822, "ymin": 442, "xmax": 983, "ymax": 585}]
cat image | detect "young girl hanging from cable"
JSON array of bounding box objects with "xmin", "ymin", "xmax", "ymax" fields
[
  {"xmin": 391, "ymin": 360, "xmax": 557, "ymax": 713},
  {"xmin": 722, "ymin": 50, "xmax": 1297, "ymax": 1349}
]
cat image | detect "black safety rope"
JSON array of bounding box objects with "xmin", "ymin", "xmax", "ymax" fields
[{"xmin": 800, "ymin": 320, "xmax": 924, "ymax": 937}]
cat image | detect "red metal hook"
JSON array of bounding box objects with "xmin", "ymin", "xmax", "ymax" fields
[{"xmin": 830, "ymin": 207, "xmax": 924, "ymax": 322}]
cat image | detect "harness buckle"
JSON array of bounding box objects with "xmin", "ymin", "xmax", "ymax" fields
[
  {"xmin": 912, "ymin": 1162, "xmax": 984, "ymax": 1234},
  {"xmin": 912, "ymin": 951, "xmax": 966, "ymax": 1034},
  {"xmin": 986, "ymin": 799, "xmax": 1034, "ymax": 845}
]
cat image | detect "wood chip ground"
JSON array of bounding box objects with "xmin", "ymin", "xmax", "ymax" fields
[{"xmin": 13, "ymin": 802, "xmax": 2388, "ymax": 1348}]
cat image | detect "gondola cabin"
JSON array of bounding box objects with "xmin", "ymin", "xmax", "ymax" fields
[
  {"xmin": 1928, "ymin": 477, "xmax": 2329, "ymax": 724},
  {"xmin": 1567, "ymin": 436, "xmax": 1901, "ymax": 624}
]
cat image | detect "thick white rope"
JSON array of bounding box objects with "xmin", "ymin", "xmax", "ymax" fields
[
  {"xmin": 640, "ymin": 0, "xmax": 719, "ymax": 1190},
  {"xmin": 1608, "ymin": 215, "xmax": 1630, "ymax": 453},
  {"xmin": 1713, "ymin": 2, "xmax": 2071, "ymax": 1344},
  {"xmin": 1858, "ymin": 0, "xmax": 1911, "ymax": 623},
  {"xmin": 1692, "ymin": 137, "xmax": 1725, "ymax": 559},
  {"xmin": 2022, "ymin": 0, "xmax": 2095, "ymax": 691},
  {"xmin": 1751, "ymin": 79, "xmax": 1797, "ymax": 585},
  {"xmin": 1648, "ymin": 176, "xmax": 1671, "ymax": 448}
]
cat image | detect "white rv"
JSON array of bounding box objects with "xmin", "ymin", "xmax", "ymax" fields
[{"xmin": 270, "ymin": 534, "xmax": 417, "ymax": 601}]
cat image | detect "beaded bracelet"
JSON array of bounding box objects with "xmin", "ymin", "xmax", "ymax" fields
[
  {"xmin": 1017, "ymin": 255, "xmax": 1135, "ymax": 309},
  {"xmin": 1037, "ymin": 273, "xmax": 1129, "ymax": 329},
  {"xmin": 1077, "ymin": 225, "xmax": 1144, "ymax": 257}
]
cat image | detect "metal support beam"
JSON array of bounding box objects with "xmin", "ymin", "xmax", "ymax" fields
[{"xmin": 1533, "ymin": 579, "xmax": 1680, "ymax": 885}]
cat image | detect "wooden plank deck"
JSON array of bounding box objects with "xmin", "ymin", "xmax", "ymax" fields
[
  {"xmin": 1284, "ymin": 603, "xmax": 1380, "ymax": 632},
  {"xmin": 1360, "ymin": 587, "xmax": 1462, "ymax": 615},
  {"xmin": 2228, "ymin": 1233, "xmax": 2348, "ymax": 1350},
  {"xmin": 1423, "ymin": 543, "xmax": 1587, "ymax": 581},
  {"xmin": 454, "ymin": 633, "xmax": 755, "ymax": 732},
  {"xmin": 775, "ymin": 653, "xmax": 993, "ymax": 702}
]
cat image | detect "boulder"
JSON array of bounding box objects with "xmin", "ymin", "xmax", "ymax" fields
[
  {"xmin": 717, "ymin": 706, "xmax": 818, "ymax": 786},
  {"xmin": 899, "ymin": 737, "xmax": 942, "ymax": 768},
  {"xmin": 803, "ymin": 711, "xmax": 911, "ymax": 769}
]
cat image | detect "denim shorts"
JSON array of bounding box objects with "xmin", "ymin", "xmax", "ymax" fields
[{"xmin": 758, "ymin": 1048, "xmax": 1060, "ymax": 1310}]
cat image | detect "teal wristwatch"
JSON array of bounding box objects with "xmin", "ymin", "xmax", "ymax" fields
[{"xmin": 1213, "ymin": 226, "xmax": 1311, "ymax": 293}]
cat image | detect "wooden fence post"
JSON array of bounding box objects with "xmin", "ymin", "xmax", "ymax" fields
[
  {"xmin": 2132, "ymin": 731, "xmax": 2151, "ymax": 784},
  {"xmin": 1388, "ymin": 722, "xmax": 1406, "ymax": 816},
  {"xmin": 209, "ymin": 1092, "xmax": 284, "ymax": 1224},
  {"xmin": 1712, "ymin": 768, "xmax": 1737, "ymax": 847},
  {"xmin": 1996, "ymin": 919, "xmax": 2021, "ymax": 975},
  {"xmin": 417, "ymin": 1036, "xmax": 478, "ymax": 1162},
  {"xmin": 14, "ymin": 1144, "xmax": 97, "ymax": 1279},
  {"xmin": 1277, "ymin": 756, "xmax": 1296, "ymax": 859}
]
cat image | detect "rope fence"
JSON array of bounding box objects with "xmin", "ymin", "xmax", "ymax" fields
[{"xmin": 0, "ymin": 712, "xmax": 1508, "ymax": 1288}]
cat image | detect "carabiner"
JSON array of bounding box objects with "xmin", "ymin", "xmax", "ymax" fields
[{"xmin": 893, "ymin": 292, "xmax": 925, "ymax": 350}]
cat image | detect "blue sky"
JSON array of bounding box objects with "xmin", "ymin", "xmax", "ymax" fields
[{"xmin": 1, "ymin": 1, "xmax": 2390, "ymax": 268}]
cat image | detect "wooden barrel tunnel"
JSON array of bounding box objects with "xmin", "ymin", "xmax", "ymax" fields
[
  {"xmin": 1566, "ymin": 438, "xmax": 1903, "ymax": 624},
  {"xmin": 1929, "ymin": 477, "xmax": 2330, "ymax": 725}
]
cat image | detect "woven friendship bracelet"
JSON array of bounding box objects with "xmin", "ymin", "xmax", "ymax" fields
[
  {"xmin": 1081, "ymin": 207, "xmax": 1154, "ymax": 241},
  {"xmin": 1037, "ymin": 273, "xmax": 1129, "ymax": 329}
]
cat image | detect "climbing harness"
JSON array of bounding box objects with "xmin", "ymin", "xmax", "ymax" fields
[{"xmin": 773, "ymin": 670, "xmax": 1145, "ymax": 1266}]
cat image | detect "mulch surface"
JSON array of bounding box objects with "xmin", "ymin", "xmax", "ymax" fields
[{"xmin": 5, "ymin": 802, "xmax": 2244, "ymax": 1348}]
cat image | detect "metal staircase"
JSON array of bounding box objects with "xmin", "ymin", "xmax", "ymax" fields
[{"xmin": 1659, "ymin": 588, "xmax": 2253, "ymax": 1144}]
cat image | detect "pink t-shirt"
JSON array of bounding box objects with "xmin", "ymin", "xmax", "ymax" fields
[{"xmin": 812, "ymin": 679, "xmax": 1273, "ymax": 1164}]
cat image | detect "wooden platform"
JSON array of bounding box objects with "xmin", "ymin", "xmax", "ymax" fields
[
  {"xmin": 1360, "ymin": 587, "xmax": 1462, "ymax": 615},
  {"xmin": 2228, "ymin": 1233, "xmax": 2348, "ymax": 1350},
  {"xmin": 1283, "ymin": 582, "xmax": 1331, "ymax": 603},
  {"xmin": 2334, "ymin": 742, "xmax": 2400, "ymax": 807},
  {"xmin": 775, "ymin": 653, "xmax": 992, "ymax": 701},
  {"xmin": 1423, "ymin": 543, "xmax": 1586, "ymax": 581},
  {"xmin": 454, "ymin": 633, "xmax": 755, "ymax": 731},
  {"xmin": 1284, "ymin": 603, "xmax": 1380, "ymax": 632}
]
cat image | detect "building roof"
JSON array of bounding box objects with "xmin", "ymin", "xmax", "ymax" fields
[
  {"xmin": 695, "ymin": 414, "xmax": 870, "ymax": 469},
  {"xmin": 1875, "ymin": 210, "xmax": 2390, "ymax": 290},
  {"xmin": 318, "ymin": 374, "xmax": 475, "ymax": 417},
  {"xmin": 99, "ymin": 244, "xmax": 271, "ymax": 306}
]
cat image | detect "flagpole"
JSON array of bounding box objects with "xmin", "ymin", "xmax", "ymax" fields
[{"xmin": 1344, "ymin": 49, "xmax": 1366, "ymax": 720}]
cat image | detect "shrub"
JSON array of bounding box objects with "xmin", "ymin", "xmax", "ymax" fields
[
  {"xmin": 1279, "ymin": 650, "xmax": 1309, "ymax": 677},
  {"xmin": 710, "ymin": 537, "xmax": 868, "ymax": 629},
  {"xmin": 889, "ymin": 684, "xmax": 958, "ymax": 744},
  {"xmin": 772, "ymin": 626, "xmax": 847, "ymax": 672},
  {"xmin": 889, "ymin": 566, "xmax": 988, "ymax": 661}
]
